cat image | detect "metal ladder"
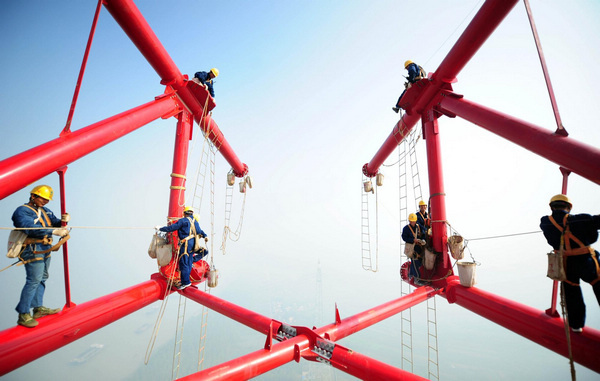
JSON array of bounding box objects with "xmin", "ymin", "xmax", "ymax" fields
[
  {"xmin": 427, "ymin": 297, "xmax": 440, "ymax": 381},
  {"xmin": 398, "ymin": 135, "xmax": 414, "ymax": 372},
  {"xmin": 171, "ymin": 294, "xmax": 187, "ymax": 380},
  {"xmin": 190, "ymin": 136, "xmax": 211, "ymax": 214},
  {"xmin": 360, "ymin": 175, "xmax": 377, "ymax": 272}
]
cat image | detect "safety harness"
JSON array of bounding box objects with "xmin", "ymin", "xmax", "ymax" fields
[
  {"xmin": 548, "ymin": 214, "xmax": 600, "ymax": 286},
  {"xmin": 18, "ymin": 204, "xmax": 70, "ymax": 264}
]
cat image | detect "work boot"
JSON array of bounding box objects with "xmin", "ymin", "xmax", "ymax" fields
[
  {"xmin": 32, "ymin": 306, "xmax": 61, "ymax": 319},
  {"xmin": 17, "ymin": 313, "xmax": 39, "ymax": 328}
]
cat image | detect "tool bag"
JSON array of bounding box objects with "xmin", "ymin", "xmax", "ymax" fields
[
  {"xmin": 148, "ymin": 233, "xmax": 172, "ymax": 266},
  {"xmin": 404, "ymin": 243, "xmax": 415, "ymax": 259},
  {"xmin": 7, "ymin": 230, "xmax": 27, "ymax": 258},
  {"xmin": 547, "ymin": 250, "xmax": 566, "ymax": 281}
]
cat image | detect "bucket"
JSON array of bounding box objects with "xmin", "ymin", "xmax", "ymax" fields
[
  {"xmin": 424, "ymin": 249, "xmax": 436, "ymax": 270},
  {"xmin": 376, "ymin": 173, "xmax": 384, "ymax": 187},
  {"xmin": 239, "ymin": 181, "xmax": 246, "ymax": 193},
  {"xmin": 448, "ymin": 235, "xmax": 464, "ymax": 260},
  {"xmin": 227, "ymin": 173, "xmax": 235, "ymax": 186},
  {"xmin": 457, "ymin": 261, "xmax": 477, "ymax": 287},
  {"xmin": 363, "ymin": 181, "xmax": 373, "ymax": 193},
  {"xmin": 208, "ymin": 268, "xmax": 219, "ymax": 288}
]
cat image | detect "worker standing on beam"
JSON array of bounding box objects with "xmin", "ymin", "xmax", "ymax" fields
[
  {"xmin": 402, "ymin": 213, "xmax": 427, "ymax": 285},
  {"xmin": 156, "ymin": 206, "xmax": 208, "ymax": 290},
  {"xmin": 193, "ymin": 68, "xmax": 219, "ymax": 98},
  {"xmin": 12, "ymin": 185, "xmax": 69, "ymax": 328},
  {"xmin": 392, "ymin": 60, "xmax": 426, "ymax": 113},
  {"xmin": 540, "ymin": 194, "xmax": 600, "ymax": 332}
]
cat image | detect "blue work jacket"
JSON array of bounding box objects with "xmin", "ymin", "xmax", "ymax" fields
[
  {"xmin": 12, "ymin": 204, "xmax": 61, "ymax": 259},
  {"xmin": 160, "ymin": 216, "xmax": 207, "ymax": 254},
  {"xmin": 194, "ymin": 71, "xmax": 215, "ymax": 97},
  {"xmin": 540, "ymin": 210, "xmax": 600, "ymax": 250}
]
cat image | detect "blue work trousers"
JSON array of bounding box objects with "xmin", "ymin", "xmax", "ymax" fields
[{"xmin": 16, "ymin": 256, "xmax": 51, "ymax": 314}]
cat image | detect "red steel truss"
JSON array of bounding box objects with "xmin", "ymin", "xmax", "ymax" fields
[{"xmin": 1, "ymin": 0, "xmax": 599, "ymax": 379}]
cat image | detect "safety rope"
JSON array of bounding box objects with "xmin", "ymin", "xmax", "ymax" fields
[{"xmin": 559, "ymin": 283, "xmax": 577, "ymax": 381}]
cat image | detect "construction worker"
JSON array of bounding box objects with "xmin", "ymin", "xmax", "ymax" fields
[
  {"xmin": 156, "ymin": 206, "xmax": 208, "ymax": 290},
  {"xmin": 539, "ymin": 194, "xmax": 600, "ymax": 332},
  {"xmin": 392, "ymin": 60, "xmax": 426, "ymax": 113},
  {"xmin": 402, "ymin": 213, "xmax": 427, "ymax": 285},
  {"xmin": 416, "ymin": 200, "xmax": 430, "ymax": 229},
  {"xmin": 193, "ymin": 68, "xmax": 219, "ymax": 98},
  {"xmin": 12, "ymin": 185, "xmax": 69, "ymax": 328}
]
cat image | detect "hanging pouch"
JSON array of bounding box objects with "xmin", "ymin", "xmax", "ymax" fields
[{"xmin": 547, "ymin": 250, "xmax": 566, "ymax": 281}]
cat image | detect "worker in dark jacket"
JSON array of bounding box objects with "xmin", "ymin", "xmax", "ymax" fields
[
  {"xmin": 193, "ymin": 68, "xmax": 219, "ymax": 98},
  {"xmin": 157, "ymin": 206, "xmax": 208, "ymax": 290},
  {"xmin": 416, "ymin": 200, "xmax": 430, "ymax": 230},
  {"xmin": 393, "ymin": 60, "xmax": 426, "ymax": 113},
  {"xmin": 402, "ymin": 213, "xmax": 426, "ymax": 284},
  {"xmin": 12, "ymin": 185, "xmax": 69, "ymax": 328},
  {"xmin": 539, "ymin": 194, "xmax": 600, "ymax": 332}
]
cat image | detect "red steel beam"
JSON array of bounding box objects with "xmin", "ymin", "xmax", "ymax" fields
[
  {"xmin": 364, "ymin": 0, "xmax": 518, "ymax": 177},
  {"xmin": 168, "ymin": 110, "xmax": 193, "ymax": 219},
  {"xmin": 102, "ymin": 0, "xmax": 248, "ymax": 177},
  {"xmin": 0, "ymin": 276, "xmax": 169, "ymax": 376},
  {"xmin": 0, "ymin": 94, "xmax": 180, "ymax": 200},
  {"xmin": 437, "ymin": 94, "xmax": 600, "ymax": 185},
  {"xmin": 180, "ymin": 286, "xmax": 441, "ymax": 380},
  {"xmin": 444, "ymin": 277, "xmax": 600, "ymax": 373}
]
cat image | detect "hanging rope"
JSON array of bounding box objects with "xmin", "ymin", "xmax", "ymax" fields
[{"xmin": 559, "ymin": 283, "xmax": 577, "ymax": 380}]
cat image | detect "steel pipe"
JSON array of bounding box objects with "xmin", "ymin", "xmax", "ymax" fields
[
  {"xmin": 437, "ymin": 94, "xmax": 600, "ymax": 185},
  {"xmin": 0, "ymin": 277, "xmax": 167, "ymax": 376},
  {"xmin": 444, "ymin": 277, "xmax": 600, "ymax": 373},
  {"xmin": 0, "ymin": 95, "xmax": 180, "ymax": 200}
]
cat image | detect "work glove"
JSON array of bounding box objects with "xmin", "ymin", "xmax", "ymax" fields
[
  {"xmin": 61, "ymin": 213, "xmax": 70, "ymax": 223},
  {"xmin": 155, "ymin": 225, "xmax": 162, "ymax": 231},
  {"xmin": 52, "ymin": 228, "xmax": 69, "ymax": 237}
]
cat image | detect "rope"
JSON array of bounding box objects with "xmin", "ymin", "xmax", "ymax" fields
[
  {"xmin": 467, "ymin": 230, "xmax": 541, "ymax": 241},
  {"xmin": 559, "ymin": 283, "xmax": 577, "ymax": 380}
]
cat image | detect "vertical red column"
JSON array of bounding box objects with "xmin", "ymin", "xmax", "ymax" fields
[
  {"xmin": 421, "ymin": 109, "xmax": 453, "ymax": 282},
  {"xmin": 57, "ymin": 167, "xmax": 73, "ymax": 309},
  {"xmin": 168, "ymin": 110, "xmax": 191, "ymax": 219}
]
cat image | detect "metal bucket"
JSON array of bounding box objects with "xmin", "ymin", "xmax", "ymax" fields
[
  {"xmin": 457, "ymin": 261, "xmax": 477, "ymax": 287},
  {"xmin": 208, "ymin": 268, "xmax": 219, "ymax": 288},
  {"xmin": 227, "ymin": 173, "xmax": 235, "ymax": 186}
]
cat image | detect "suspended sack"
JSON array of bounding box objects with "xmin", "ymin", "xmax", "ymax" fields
[
  {"xmin": 148, "ymin": 233, "xmax": 172, "ymax": 266},
  {"xmin": 448, "ymin": 235, "xmax": 465, "ymax": 260},
  {"xmin": 404, "ymin": 243, "xmax": 415, "ymax": 259},
  {"xmin": 424, "ymin": 248, "xmax": 436, "ymax": 270},
  {"xmin": 547, "ymin": 250, "xmax": 566, "ymax": 281},
  {"xmin": 7, "ymin": 230, "xmax": 27, "ymax": 258}
]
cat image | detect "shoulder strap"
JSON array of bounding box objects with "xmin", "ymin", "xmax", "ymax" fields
[{"xmin": 548, "ymin": 215, "xmax": 563, "ymax": 232}]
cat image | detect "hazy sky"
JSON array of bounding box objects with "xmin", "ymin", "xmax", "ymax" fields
[{"xmin": 1, "ymin": 1, "xmax": 599, "ymax": 380}]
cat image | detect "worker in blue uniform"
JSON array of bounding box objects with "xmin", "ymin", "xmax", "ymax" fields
[
  {"xmin": 157, "ymin": 206, "xmax": 208, "ymax": 290},
  {"xmin": 416, "ymin": 200, "xmax": 430, "ymax": 230},
  {"xmin": 12, "ymin": 185, "xmax": 69, "ymax": 328},
  {"xmin": 402, "ymin": 213, "xmax": 427, "ymax": 285},
  {"xmin": 393, "ymin": 60, "xmax": 426, "ymax": 113},
  {"xmin": 540, "ymin": 194, "xmax": 600, "ymax": 332},
  {"xmin": 193, "ymin": 68, "xmax": 219, "ymax": 98}
]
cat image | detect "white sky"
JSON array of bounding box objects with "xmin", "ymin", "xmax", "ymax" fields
[{"xmin": 0, "ymin": 1, "xmax": 599, "ymax": 380}]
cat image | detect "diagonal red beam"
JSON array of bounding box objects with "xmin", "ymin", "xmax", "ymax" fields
[
  {"xmin": 364, "ymin": 0, "xmax": 519, "ymax": 177},
  {"xmin": 0, "ymin": 94, "xmax": 180, "ymax": 200},
  {"xmin": 437, "ymin": 94, "xmax": 600, "ymax": 185},
  {"xmin": 102, "ymin": 0, "xmax": 248, "ymax": 176},
  {"xmin": 179, "ymin": 286, "xmax": 441, "ymax": 380},
  {"xmin": 0, "ymin": 276, "xmax": 169, "ymax": 376},
  {"xmin": 444, "ymin": 277, "xmax": 600, "ymax": 373}
]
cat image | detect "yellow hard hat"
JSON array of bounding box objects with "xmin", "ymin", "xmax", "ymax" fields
[
  {"xmin": 549, "ymin": 194, "xmax": 572, "ymax": 207},
  {"xmin": 408, "ymin": 213, "xmax": 417, "ymax": 222},
  {"xmin": 210, "ymin": 68, "xmax": 219, "ymax": 77},
  {"xmin": 419, "ymin": 200, "xmax": 427, "ymax": 206},
  {"xmin": 30, "ymin": 185, "xmax": 53, "ymax": 201},
  {"xmin": 183, "ymin": 206, "xmax": 194, "ymax": 214},
  {"xmin": 404, "ymin": 60, "xmax": 413, "ymax": 69}
]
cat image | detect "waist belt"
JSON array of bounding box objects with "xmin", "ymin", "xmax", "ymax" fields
[{"xmin": 24, "ymin": 236, "xmax": 53, "ymax": 246}]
